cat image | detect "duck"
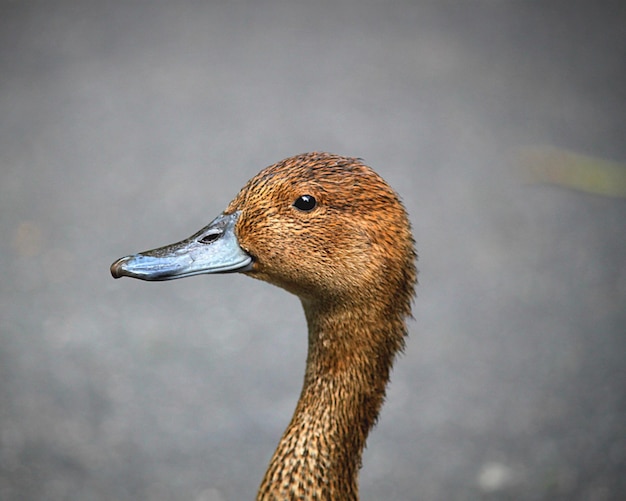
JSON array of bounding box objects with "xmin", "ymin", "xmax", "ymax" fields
[{"xmin": 111, "ymin": 152, "xmax": 417, "ymax": 500}]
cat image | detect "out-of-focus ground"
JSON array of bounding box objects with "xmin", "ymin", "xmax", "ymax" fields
[{"xmin": 1, "ymin": 2, "xmax": 625, "ymax": 500}]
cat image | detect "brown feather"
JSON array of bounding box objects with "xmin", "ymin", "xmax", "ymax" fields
[{"xmin": 223, "ymin": 152, "xmax": 417, "ymax": 500}]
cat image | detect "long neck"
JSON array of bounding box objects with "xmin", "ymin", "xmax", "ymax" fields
[{"xmin": 256, "ymin": 299, "xmax": 406, "ymax": 501}]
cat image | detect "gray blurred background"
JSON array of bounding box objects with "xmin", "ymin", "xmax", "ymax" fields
[{"xmin": 1, "ymin": 1, "xmax": 625, "ymax": 500}]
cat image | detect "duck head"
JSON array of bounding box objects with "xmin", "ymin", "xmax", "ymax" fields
[{"xmin": 111, "ymin": 152, "xmax": 416, "ymax": 313}]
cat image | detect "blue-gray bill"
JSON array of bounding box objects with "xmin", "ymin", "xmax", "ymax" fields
[{"xmin": 110, "ymin": 211, "xmax": 253, "ymax": 281}]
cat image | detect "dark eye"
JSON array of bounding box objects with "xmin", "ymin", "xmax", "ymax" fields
[{"xmin": 293, "ymin": 195, "xmax": 317, "ymax": 212}]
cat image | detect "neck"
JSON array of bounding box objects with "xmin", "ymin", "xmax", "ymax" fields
[{"xmin": 256, "ymin": 299, "xmax": 406, "ymax": 500}]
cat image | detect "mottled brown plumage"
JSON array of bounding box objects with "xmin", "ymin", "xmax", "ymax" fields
[
  {"xmin": 226, "ymin": 153, "xmax": 417, "ymax": 500},
  {"xmin": 111, "ymin": 152, "xmax": 417, "ymax": 500}
]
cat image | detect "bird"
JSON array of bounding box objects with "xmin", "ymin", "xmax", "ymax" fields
[{"xmin": 111, "ymin": 152, "xmax": 417, "ymax": 500}]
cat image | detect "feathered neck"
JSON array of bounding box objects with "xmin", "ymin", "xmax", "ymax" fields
[{"xmin": 256, "ymin": 298, "xmax": 407, "ymax": 500}]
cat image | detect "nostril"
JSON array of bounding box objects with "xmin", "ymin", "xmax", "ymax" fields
[{"xmin": 199, "ymin": 231, "xmax": 220, "ymax": 244}]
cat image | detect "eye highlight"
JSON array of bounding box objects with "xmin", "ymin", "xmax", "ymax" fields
[{"xmin": 293, "ymin": 194, "xmax": 317, "ymax": 212}]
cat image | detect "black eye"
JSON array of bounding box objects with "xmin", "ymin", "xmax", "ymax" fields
[{"xmin": 293, "ymin": 195, "xmax": 317, "ymax": 212}]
